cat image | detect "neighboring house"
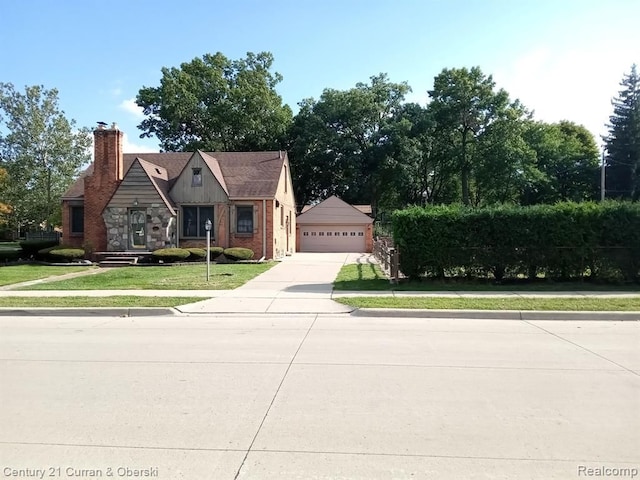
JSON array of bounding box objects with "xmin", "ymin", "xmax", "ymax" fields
[
  {"xmin": 62, "ymin": 124, "xmax": 296, "ymax": 259},
  {"xmin": 296, "ymin": 196, "xmax": 373, "ymax": 252}
]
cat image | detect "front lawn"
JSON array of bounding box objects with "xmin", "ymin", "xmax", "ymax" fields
[
  {"xmin": 16, "ymin": 262, "xmax": 275, "ymax": 290},
  {"xmin": 333, "ymin": 264, "xmax": 640, "ymax": 292},
  {"xmin": 335, "ymin": 296, "xmax": 640, "ymax": 311},
  {"xmin": 0, "ymin": 296, "xmax": 203, "ymax": 308},
  {"xmin": 0, "ymin": 265, "xmax": 95, "ymax": 286}
]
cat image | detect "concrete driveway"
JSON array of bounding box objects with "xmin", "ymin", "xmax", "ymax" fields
[
  {"xmin": 178, "ymin": 252, "xmax": 371, "ymax": 314},
  {"xmin": 1, "ymin": 314, "xmax": 638, "ymax": 479}
]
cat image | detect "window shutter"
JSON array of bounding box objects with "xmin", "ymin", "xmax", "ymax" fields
[
  {"xmin": 253, "ymin": 205, "xmax": 259, "ymax": 233},
  {"xmin": 230, "ymin": 205, "xmax": 236, "ymax": 234}
]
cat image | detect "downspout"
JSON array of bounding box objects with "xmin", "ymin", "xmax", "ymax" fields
[{"xmin": 262, "ymin": 199, "xmax": 267, "ymax": 258}]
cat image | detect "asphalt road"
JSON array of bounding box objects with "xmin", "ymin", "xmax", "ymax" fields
[{"xmin": 1, "ymin": 313, "xmax": 639, "ymax": 479}]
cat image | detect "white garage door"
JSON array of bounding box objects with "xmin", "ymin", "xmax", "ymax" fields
[{"xmin": 300, "ymin": 225, "xmax": 366, "ymax": 252}]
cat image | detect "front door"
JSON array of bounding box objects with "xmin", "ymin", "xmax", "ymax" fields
[{"xmin": 129, "ymin": 209, "xmax": 146, "ymax": 249}]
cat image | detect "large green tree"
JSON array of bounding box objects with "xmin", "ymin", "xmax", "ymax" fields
[
  {"xmin": 0, "ymin": 83, "xmax": 91, "ymax": 233},
  {"xmin": 428, "ymin": 66, "xmax": 523, "ymax": 205},
  {"xmin": 136, "ymin": 51, "xmax": 292, "ymax": 152},
  {"xmin": 604, "ymin": 64, "xmax": 640, "ymax": 201},
  {"xmin": 522, "ymin": 121, "xmax": 600, "ymax": 204},
  {"xmin": 288, "ymin": 74, "xmax": 411, "ymax": 211}
]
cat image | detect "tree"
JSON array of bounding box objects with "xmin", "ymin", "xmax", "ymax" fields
[
  {"xmin": 288, "ymin": 74, "xmax": 411, "ymax": 212},
  {"xmin": 522, "ymin": 121, "xmax": 600, "ymax": 204},
  {"xmin": 0, "ymin": 83, "xmax": 91, "ymax": 233},
  {"xmin": 136, "ymin": 51, "xmax": 292, "ymax": 152},
  {"xmin": 604, "ymin": 64, "xmax": 640, "ymax": 201},
  {"xmin": 428, "ymin": 66, "xmax": 518, "ymax": 205}
]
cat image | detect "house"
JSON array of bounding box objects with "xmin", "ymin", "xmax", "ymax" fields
[
  {"xmin": 296, "ymin": 196, "xmax": 373, "ymax": 252},
  {"xmin": 62, "ymin": 123, "xmax": 296, "ymax": 259}
]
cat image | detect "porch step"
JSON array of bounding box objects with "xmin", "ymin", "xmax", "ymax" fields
[{"xmin": 99, "ymin": 256, "xmax": 139, "ymax": 268}]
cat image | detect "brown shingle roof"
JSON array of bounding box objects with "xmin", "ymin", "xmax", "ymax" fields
[{"xmin": 62, "ymin": 151, "xmax": 286, "ymax": 200}]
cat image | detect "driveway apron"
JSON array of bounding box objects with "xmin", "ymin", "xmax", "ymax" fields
[{"xmin": 177, "ymin": 253, "xmax": 368, "ymax": 314}]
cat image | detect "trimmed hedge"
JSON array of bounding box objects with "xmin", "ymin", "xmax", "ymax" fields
[
  {"xmin": 19, "ymin": 239, "xmax": 59, "ymax": 258},
  {"xmin": 48, "ymin": 248, "xmax": 85, "ymax": 261},
  {"xmin": 185, "ymin": 248, "xmax": 207, "ymax": 261},
  {"xmin": 151, "ymin": 248, "xmax": 191, "ymax": 263},
  {"xmin": 209, "ymin": 246, "xmax": 224, "ymax": 260},
  {"xmin": 392, "ymin": 202, "xmax": 640, "ymax": 282},
  {"xmin": 0, "ymin": 249, "xmax": 21, "ymax": 262},
  {"xmin": 223, "ymin": 247, "xmax": 254, "ymax": 261}
]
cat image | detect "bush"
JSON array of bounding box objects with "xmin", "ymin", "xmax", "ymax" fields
[
  {"xmin": 48, "ymin": 248, "xmax": 85, "ymax": 261},
  {"xmin": 209, "ymin": 246, "xmax": 224, "ymax": 260},
  {"xmin": 185, "ymin": 248, "xmax": 207, "ymax": 261},
  {"xmin": 392, "ymin": 201, "xmax": 640, "ymax": 283},
  {"xmin": 19, "ymin": 239, "xmax": 59, "ymax": 258},
  {"xmin": 0, "ymin": 248, "xmax": 21, "ymax": 262},
  {"xmin": 223, "ymin": 247, "xmax": 254, "ymax": 261},
  {"xmin": 151, "ymin": 248, "xmax": 191, "ymax": 263}
]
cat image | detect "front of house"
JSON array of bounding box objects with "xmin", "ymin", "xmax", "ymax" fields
[{"xmin": 62, "ymin": 124, "xmax": 296, "ymax": 259}]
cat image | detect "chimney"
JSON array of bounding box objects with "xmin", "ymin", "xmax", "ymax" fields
[{"xmin": 93, "ymin": 121, "xmax": 124, "ymax": 181}]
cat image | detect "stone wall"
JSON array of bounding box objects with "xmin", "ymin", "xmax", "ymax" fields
[{"xmin": 103, "ymin": 204, "xmax": 175, "ymax": 251}]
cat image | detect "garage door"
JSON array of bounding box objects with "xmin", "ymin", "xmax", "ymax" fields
[{"xmin": 300, "ymin": 225, "xmax": 366, "ymax": 252}]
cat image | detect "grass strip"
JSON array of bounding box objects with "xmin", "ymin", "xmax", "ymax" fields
[
  {"xmin": 0, "ymin": 265, "xmax": 94, "ymax": 286},
  {"xmin": 0, "ymin": 296, "xmax": 204, "ymax": 308},
  {"xmin": 334, "ymin": 296, "xmax": 640, "ymax": 311},
  {"xmin": 333, "ymin": 264, "xmax": 640, "ymax": 292},
  {"xmin": 15, "ymin": 263, "xmax": 274, "ymax": 290}
]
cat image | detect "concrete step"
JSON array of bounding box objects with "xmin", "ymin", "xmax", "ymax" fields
[{"xmin": 99, "ymin": 257, "xmax": 139, "ymax": 268}]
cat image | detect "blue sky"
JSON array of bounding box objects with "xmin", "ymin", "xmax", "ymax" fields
[{"xmin": 2, "ymin": 0, "xmax": 638, "ymax": 152}]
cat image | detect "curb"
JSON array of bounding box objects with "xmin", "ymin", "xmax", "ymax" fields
[
  {"xmin": 0, "ymin": 308, "xmax": 176, "ymax": 317},
  {"xmin": 351, "ymin": 308, "xmax": 640, "ymax": 321}
]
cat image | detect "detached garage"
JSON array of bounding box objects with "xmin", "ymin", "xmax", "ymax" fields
[{"xmin": 296, "ymin": 196, "xmax": 374, "ymax": 252}]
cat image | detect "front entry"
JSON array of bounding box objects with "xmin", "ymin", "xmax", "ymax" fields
[{"xmin": 129, "ymin": 209, "xmax": 147, "ymax": 249}]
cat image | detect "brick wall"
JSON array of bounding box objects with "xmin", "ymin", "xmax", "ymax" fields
[{"xmin": 83, "ymin": 126, "xmax": 124, "ymax": 254}]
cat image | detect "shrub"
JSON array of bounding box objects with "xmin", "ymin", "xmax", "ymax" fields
[
  {"xmin": 19, "ymin": 239, "xmax": 59, "ymax": 258},
  {"xmin": 48, "ymin": 248, "xmax": 85, "ymax": 261},
  {"xmin": 151, "ymin": 248, "xmax": 190, "ymax": 263},
  {"xmin": 0, "ymin": 248, "xmax": 21, "ymax": 262},
  {"xmin": 223, "ymin": 247, "xmax": 254, "ymax": 261},
  {"xmin": 185, "ymin": 248, "xmax": 207, "ymax": 261},
  {"xmin": 392, "ymin": 201, "xmax": 640, "ymax": 283},
  {"xmin": 209, "ymin": 246, "xmax": 224, "ymax": 260}
]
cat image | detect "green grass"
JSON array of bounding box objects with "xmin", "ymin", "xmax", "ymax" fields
[
  {"xmin": 335, "ymin": 296, "xmax": 640, "ymax": 311},
  {"xmin": 0, "ymin": 242, "xmax": 20, "ymax": 250},
  {"xmin": 0, "ymin": 296, "xmax": 203, "ymax": 308},
  {"xmin": 333, "ymin": 264, "xmax": 640, "ymax": 292},
  {"xmin": 16, "ymin": 262, "xmax": 275, "ymax": 290},
  {"xmin": 0, "ymin": 265, "xmax": 94, "ymax": 286}
]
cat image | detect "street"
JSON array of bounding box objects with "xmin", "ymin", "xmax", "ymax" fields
[{"xmin": 1, "ymin": 313, "xmax": 639, "ymax": 479}]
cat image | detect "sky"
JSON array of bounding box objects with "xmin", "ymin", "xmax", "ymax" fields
[{"xmin": 1, "ymin": 0, "xmax": 639, "ymax": 153}]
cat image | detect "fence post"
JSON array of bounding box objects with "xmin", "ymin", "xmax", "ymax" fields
[{"xmin": 389, "ymin": 247, "xmax": 398, "ymax": 284}]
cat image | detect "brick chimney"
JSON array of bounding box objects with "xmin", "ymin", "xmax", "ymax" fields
[{"xmin": 83, "ymin": 122, "xmax": 124, "ymax": 253}]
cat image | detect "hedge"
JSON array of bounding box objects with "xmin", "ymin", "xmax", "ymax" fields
[
  {"xmin": 151, "ymin": 248, "xmax": 191, "ymax": 263},
  {"xmin": 392, "ymin": 201, "xmax": 640, "ymax": 282},
  {"xmin": 223, "ymin": 247, "xmax": 254, "ymax": 261},
  {"xmin": 19, "ymin": 239, "xmax": 59, "ymax": 258},
  {"xmin": 38, "ymin": 245, "xmax": 85, "ymax": 262}
]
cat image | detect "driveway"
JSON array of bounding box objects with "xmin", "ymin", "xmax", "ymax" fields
[
  {"xmin": 1, "ymin": 314, "xmax": 638, "ymax": 479},
  {"xmin": 178, "ymin": 252, "xmax": 371, "ymax": 314}
]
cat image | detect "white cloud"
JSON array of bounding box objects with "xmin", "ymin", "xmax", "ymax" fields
[
  {"xmin": 119, "ymin": 98, "xmax": 145, "ymax": 119},
  {"xmin": 122, "ymin": 133, "xmax": 157, "ymax": 153},
  {"xmin": 493, "ymin": 46, "xmax": 639, "ymax": 145}
]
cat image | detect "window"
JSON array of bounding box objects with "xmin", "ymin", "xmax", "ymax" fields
[
  {"xmin": 303, "ymin": 231, "xmax": 309, "ymax": 236},
  {"xmin": 350, "ymin": 232, "xmax": 356, "ymax": 236},
  {"xmin": 319, "ymin": 231, "xmax": 324, "ymax": 236},
  {"xmin": 70, "ymin": 206, "xmax": 84, "ymax": 234},
  {"xmin": 236, "ymin": 206, "xmax": 253, "ymax": 233},
  {"xmin": 182, "ymin": 206, "xmax": 214, "ymax": 237},
  {"xmin": 280, "ymin": 207, "xmax": 284, "ymax": 226},
  {"xmin": 358, "ymin": 232, "xmax": 364, "ymax": 236},
  {"xmin": 311, "ymin": 232, "xmax": 317, "ymax": 236},
  {"xmin": 335, "ymin": 232, "xmax": 340, "ymax": 236},
  {"xmin": 342, "ymin": 232, "xmax": 348, "ymax": 236},
  {"xmin": 192, "ymin": 168, "xmax": 202, "ymax": 187},
  {"xmin": 327, "ymin": 232, "xmax": 332, "ymax": 236}
]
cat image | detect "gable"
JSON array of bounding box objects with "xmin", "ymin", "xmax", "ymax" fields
[
  {"xmin": 169, "ymin": 151, "xmax": 230, "ymax": 204},
  {"xmin": 297, "ymin": 196, "xmax": 374, "ymax": 225},
  {"xmin": 108, "ymin": 159, "xmax": 175, "ymax": 214}
]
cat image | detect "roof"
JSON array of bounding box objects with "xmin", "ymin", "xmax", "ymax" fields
[
  {"xmin": 63, "ymin": 151, "xmax": 286, "ymax": 200},
  {"xmin": 297, "ymin": 196, "xmax": 374, "ymax": 225},
  {"xmin": 301, "ymin": 203, "xmax": 372, "ymax": 216}
]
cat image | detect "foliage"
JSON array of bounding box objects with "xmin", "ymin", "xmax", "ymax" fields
[
  {"xmin": 0, "ymin": 248, "xmax": 21, "ymax": 262},
  {"xmin": 209, "ymin": 246, "xmax": 224, "ymax": 259},
  {"xmin": 288, "ymin": 73, "xmax": 411, "ymax": 211},
  {"xmin": 151, "ymin": 247, "xmax": 191, "ymax": 263},
  {"xmin": 223, "ymin": 247, "xmax": 254, "ymax": 261},
  {"xmin": 136, "ymin": 51, "xmax": 292, "ymax": 151},
  {"xmin": 604, "ymin": 64, "xmax": 640, "ymax": 201},
  {"xmin": 185, "ymin": 247, "xmax": 207, "ymax": 261},
  {"xmin": 47, "ymin": 247, "xmax": 85, "ymax": 261},
  {"xmin": 0, "ymin": 83, "xmax": 91, "ymax": 231},
  {"xmin": 19, "ymin": 239, "xmax": 59, "ymax": 258},
  {"xmin": 392, "ymin": 202, "xmax": 640, "ymax": 282}
]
